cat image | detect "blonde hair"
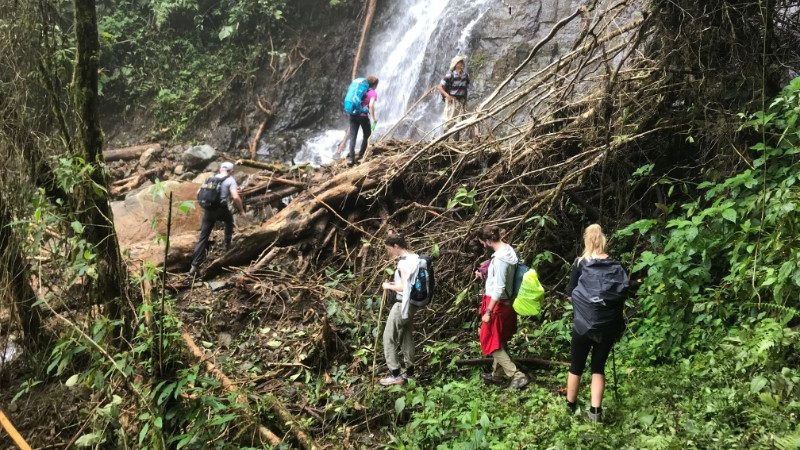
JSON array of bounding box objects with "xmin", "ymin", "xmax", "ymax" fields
[{"xmin": 580, "ymin": 224, "xmax": 607, "ymax": 261}]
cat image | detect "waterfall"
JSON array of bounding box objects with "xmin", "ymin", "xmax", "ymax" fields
[{"xmin": 295, "ymin": 0, "xmax": 493, "ymax": 166}]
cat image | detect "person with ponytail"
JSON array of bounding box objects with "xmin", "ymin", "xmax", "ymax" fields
[
  {"xmin": 474, "ymin": 225, "xmax": 529, "ymax": 389},
  {"xmin": 564, "ymin": 224, "xmax": 629, "ymax": 422}
]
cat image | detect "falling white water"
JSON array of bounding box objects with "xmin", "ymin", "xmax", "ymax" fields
[{"xmin": 296, "ymin": 0, "xmax": 494, "ymax": 166}]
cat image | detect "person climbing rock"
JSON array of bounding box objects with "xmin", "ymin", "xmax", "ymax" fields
[
  {"xmin": 379, "ymin": 233, "xmax": 420, "ymax": 386},
  {"xmin": 474, "ymin": 225, "xmax": 529, "ymax": 389},
  {"xmin": 564, "ymin": 224, "xmax": 630, "ymax": 423},
  {"xmin": 437, "ymin": 55, "xmax": 470, "ymax": 140},
  {"xmin": 189, "ymin": 162, "xmax": 245, "ymax": 276},
  {"xmin": 346, "ymin": 75, "xmax": 379, "ymax": 166}
]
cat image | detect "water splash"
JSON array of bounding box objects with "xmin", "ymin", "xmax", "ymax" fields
[{"xmin": 297, "ymin": 0, "xmax": 494, "ymax": 165}]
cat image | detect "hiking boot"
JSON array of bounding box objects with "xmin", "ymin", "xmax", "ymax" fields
[
  {"xmin": 509, "ymin": 375, "xmax": 529, "ymax": 390},
  {"xmin": 378, "ymin": 374, "xmax": 405, "ymax": 387},
  {"xmin": 587, "ymin": 408, "xmax": 603, "ymax": 423},
  {"xmin": 480, "ymin": 373, "xmax": 506, "ymax": 386}
]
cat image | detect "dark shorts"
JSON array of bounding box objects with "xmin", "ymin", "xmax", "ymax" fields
[{"xmin": 569, "ymin": 330, "xmax": 614, "ymax": 376}]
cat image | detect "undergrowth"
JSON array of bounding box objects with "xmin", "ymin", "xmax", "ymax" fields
[{"xmin": 382, "ymin": 78, "xmax": 800, "ymax": 450}]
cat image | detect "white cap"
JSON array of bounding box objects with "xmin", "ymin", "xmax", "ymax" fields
[{"xmin": 220, "ymin": 161, "xmax": 234, "ymax": 172}]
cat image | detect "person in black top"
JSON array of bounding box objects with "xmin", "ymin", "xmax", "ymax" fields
[
  {"xmin": 437, "ymin": 55, "xmax": 470, "ymax": 140},
  {"xmin": 564, "ymin": 224, "xmax": 629, "ymax": 423}
]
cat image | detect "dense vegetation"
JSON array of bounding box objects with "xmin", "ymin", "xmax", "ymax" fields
[
  {"xmin": 387, "ymin": 78, "xmax": 800, "ymax": 449},
  {"xmin": 1, "ymin": 0, "xmax": 799, "ymax": 449}
]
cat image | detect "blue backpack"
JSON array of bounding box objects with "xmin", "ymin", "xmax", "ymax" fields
[
  {"xmin": 343, "ymin": 78, "xmax": 370, "ymax": 116},
  {"xmin": 409, "ymin": 256, "xmax": 435, "ymax": 307},
  {"xmin": 505, "ymin": 263, "xmax": 529, "ymax": 301}
]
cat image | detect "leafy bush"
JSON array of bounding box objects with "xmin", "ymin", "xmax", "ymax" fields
[{"xmin": 618, "ymin": 76, "xmax": 800, "ymax": 362}]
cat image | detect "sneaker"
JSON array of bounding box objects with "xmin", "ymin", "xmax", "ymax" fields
[
  {"xmin": 480, "ymin": 373, "xmax": 506, "ymax": 386},
  {"xmin": 587, "ymin": 408, "xmax": 603, "ymax": 423},
  {"xmin": 509, "ymin": 375, "xmax": 529, "ymax": 390},
  {"xmin": 401, "ymin": 372, "xmax": 414, "ymax": 382},
  {"xmin": 378, "ymin": 374, "xmax": 405, "ymax": 387}
]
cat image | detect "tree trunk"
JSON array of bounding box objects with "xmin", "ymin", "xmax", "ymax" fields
[
  {"xmin": 72, "ymin": 0, "xmax": 131, "ymax": 327},
  {"xmin": 351, "ymin": 0, "xmax": 377, "ymax": 79},
  {"xmin": 0, "ymin": 198, "xmax": 44, "ymax": 348}
]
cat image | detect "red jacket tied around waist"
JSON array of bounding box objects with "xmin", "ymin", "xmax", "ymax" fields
[{"xmin": 479, "ymin": 295, "xmax": 517, "ymax": 356}]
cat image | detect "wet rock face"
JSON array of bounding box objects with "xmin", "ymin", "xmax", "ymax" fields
[{"xmin": 462, "ymin": 0, "xmax": 585, "ymax": 102}]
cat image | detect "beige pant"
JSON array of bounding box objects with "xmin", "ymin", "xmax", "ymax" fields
[
  {"xmin": 442, "ymin": 97, "xmax": 468, "ymax": 139},
  {"xmin": 383, "ymin": 302, "xmax": 417, "ymax": 371},
  {"xmin": 491, "ymin": 347, "xmax": 525, "ymax": 381}
]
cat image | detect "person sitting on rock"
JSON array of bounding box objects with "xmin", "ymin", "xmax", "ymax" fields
[
  {"xmin": 189, "ymin": 161, "xmax": 244, "ymax": 275},
  {"xmin": 437, "ymin": 55, "xmax": 470, "ymax": 140}
]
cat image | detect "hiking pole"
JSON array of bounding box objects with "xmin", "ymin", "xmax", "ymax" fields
[
  {"xmin": 370, "ymin": 290, "xmax": 388, "ymax": 386},
  {"xmin": 611, "ymin": 346, "xmax": 619, "ymax": 401}
]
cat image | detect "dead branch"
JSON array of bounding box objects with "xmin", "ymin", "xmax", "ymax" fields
[
  {"xmin": 181, "ymin": 331, "xmax": 283, "ymax": 446},
  {"xmin": 351, "ymin": 0, "xmax": 378, "ymax": 79},
  {"xmin": 249, "ymin": 98, "xmax": 273, "ymax": 160}
]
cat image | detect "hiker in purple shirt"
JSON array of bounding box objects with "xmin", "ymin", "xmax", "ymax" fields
[{"xmin": 348, "ymin": 75, "xmax": 379, "ymax": 166}]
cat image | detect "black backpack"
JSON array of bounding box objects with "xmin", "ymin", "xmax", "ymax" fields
[
  {"xmin": 571, "ymin": 258, "xmax": 630, "ymax": 342},
  {"xmin": 409, "ymin": 255, "xmax": 435, "ymax": 307},
  {"xmin": 197, "ymin": 175, "xmax": 228, "ymax": 210}
]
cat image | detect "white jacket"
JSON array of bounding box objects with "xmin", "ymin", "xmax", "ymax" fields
[{"xmin": 484, "ymin": 244, "xmax": 518, "ymax": 301}]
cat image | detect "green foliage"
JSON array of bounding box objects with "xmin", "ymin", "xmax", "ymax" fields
[
  {"xmin": 385, "ymin": 77, "xmax": 800, "ymax": 449},
  {"xmin": 448, "ymin": 186, "xmax": 478, "ymax": 210},
  {"xmin": 96, "ymin": 0, "xmax": 288, "ymax": 136},
  {"xmin": 617, "ymin": 77, "xmax": 800, "ymax": 362},
  {"xmin": 389, "ymin": 319, "xmax": 800, "ymax": 449}
]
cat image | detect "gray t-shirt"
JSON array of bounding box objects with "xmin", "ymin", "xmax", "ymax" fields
[{"xmin": 213, "ymin": 173, "xmax": 238, "ymax": 203}]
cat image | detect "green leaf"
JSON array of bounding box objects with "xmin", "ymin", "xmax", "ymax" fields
[
  {"xmin": 70, "ymin": 221, "xmax": 85, "ymax": 234},
  {"xmin": 395, "ymin": 397, "xmax": 406, "ymax": 416},
  {"xmin": 218, "ymin": 25, "xmax": 235, "ymax": 40},
  {"xmin": 431, "ymin": 243, "xmax": 440, "ymax": 259},
  {"xmin": 65, "ymin": 373, "xmax": 80, "ymax": 387},
  {"xmin": 750, "ymin": 376, "xmax": 768, "ymax": 393},
  {"xmin": 722, "ymin": 208, "xmax": 737, "ymax": 223},
  {"xmin": 178, "ymin": 201, "xmax": 195, "ymax": 215},
  {"xmin": 139, "ymin": 421, "xmax": 150, "ymax": 445},
  {"xmin": 75, "ymin": 432, "xmax": 103, "ymax": 447}
]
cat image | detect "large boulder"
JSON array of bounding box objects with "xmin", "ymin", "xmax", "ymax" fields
[
  {"xmin": 182, "ymin": 145, "xmax": 217, "ymax": 170},
  {"xmin": 113, "ymin": 181, "xmax": 203, "ymax": 260}
]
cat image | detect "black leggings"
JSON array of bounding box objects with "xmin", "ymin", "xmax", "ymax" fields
[
  {"xmin": 569, "ymin": 331, "xmax": 614, "ymax": 376},
  {"xmin": 348, "ymin": 115, "xmax": 371, "ymax": 164}
]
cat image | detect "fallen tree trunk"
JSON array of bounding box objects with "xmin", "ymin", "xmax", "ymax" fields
[
  {"xmin": 182, "ymin": 331, "xmax": 284, "ymax": 446},
  {"xmin": 245, "ymin": 186, "xmax": 302, "ymax": 208},
  {"xmin": 110, "ymin": 166, "xmax": 165, "ymax": 197},
  {"xmin": 240, "ymin": 176, "xmax": 306, "ymax": 197},
  {"xmin": 236, "ymin": 159, "xmax": 297, "ymax": 172},
  {"xmin": 203, "ymin": 153, "xmax": 406, "ymax": 277},
  {"xmin": 103, "ymin": 143, "xmax": 161, "ymax": 162}
]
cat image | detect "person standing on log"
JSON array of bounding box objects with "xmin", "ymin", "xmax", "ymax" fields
[
  {"xmin": 474, "ymin": 225, "xmax": 529, "ymax": 389},
  {"xmin": 437, "ymin": 55, "xmax": 470, "ymax": 140},
  {"xmin": 379, "ymin": 233, "xmax": 420, "ymax": 386},
  {"xmin": 347, "ymin": 75, "xmax": 379, "ymax": 167},
  {"xmin": 564, "ymin": 224, "xmax": 629, "ymax": 422},
  {"xmin": 189, "ymin": 162, "xmax": 244, "ymax": 275}
]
